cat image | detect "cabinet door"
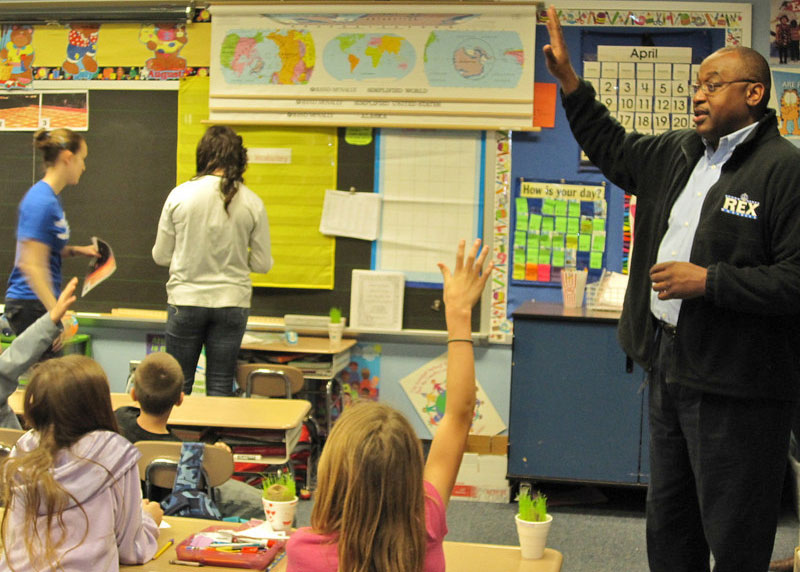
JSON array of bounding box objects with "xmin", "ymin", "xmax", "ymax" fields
[{"xmin": 509, "ymin": 318, "xmax": 645, "ymax": 484}]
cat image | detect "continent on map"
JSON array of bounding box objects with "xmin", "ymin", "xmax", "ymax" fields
[
  {"xmin": 323, "ymin": 33, "xmax": 415, "ymax": 81},
  {"xmin": 453, "ymin": 45, "xmax": 490, "ymax": 79},
  {"xmin": 424, "ymin": 30, "xmax": 524, "ymax": 88},
  {"xmin": 219, "ymin": 29, "xmax": 315, "ymax": 85},
  {"xmin": 268, "ymin": 29, "xmax": 314, "ymax": 84}
]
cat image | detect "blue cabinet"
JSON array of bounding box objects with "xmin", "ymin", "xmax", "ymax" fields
[{"xmin": 508, "ymin": 302, "xmax": 649, "ymax": 485}]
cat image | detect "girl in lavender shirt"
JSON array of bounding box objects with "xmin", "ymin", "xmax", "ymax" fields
[
  {"xmin": 286, "ymin": 239, "xmax": 493, "ymax": 572},
  {"xmin": 0, "ymin": 355, "xmax": 163, "ymax": 571}
]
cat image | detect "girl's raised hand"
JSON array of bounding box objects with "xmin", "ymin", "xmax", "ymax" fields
[{"xmin": 438, "ymin": 239, "xmax": 493, "ymax": 315}]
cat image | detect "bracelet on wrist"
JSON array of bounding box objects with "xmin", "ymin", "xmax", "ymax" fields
[{"xmin": 447, "ymin": 338, "xmax": 473, "ymax": 344}]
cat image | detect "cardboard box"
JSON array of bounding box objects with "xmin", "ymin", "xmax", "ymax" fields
[{"xmin": 452, "ymin": 452, "xmax": 510, "ymax": 503}]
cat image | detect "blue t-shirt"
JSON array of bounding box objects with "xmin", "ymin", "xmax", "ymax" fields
[{"xmin": 6, "ymin": 180, "xmax": 69, "ymax": 299}]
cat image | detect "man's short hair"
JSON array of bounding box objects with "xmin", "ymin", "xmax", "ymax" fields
[
  {"xmin": 714, "ymin": 46, "xmax": 772, "ymax": 113},
  {"xmin": 133, "ymin": 352, "xmax": 183, "ymax": 415}
]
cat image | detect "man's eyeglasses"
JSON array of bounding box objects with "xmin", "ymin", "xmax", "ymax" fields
[{"xmin": 691, "ymin": 79, "xmax": 757, "ymax": 95}]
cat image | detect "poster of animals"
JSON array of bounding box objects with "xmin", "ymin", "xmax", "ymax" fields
[{"xmin": 400, "ymin": 353, "xmax": 506, "ymax": 437}]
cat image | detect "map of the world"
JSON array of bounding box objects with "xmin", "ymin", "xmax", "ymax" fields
[
  {"xmin": 323, "ymin": 33, "xmax": 415, "ymax": 80},
  {"xmin": 219, "ymin": 29, "xmax": 315, "ymax": 85}
]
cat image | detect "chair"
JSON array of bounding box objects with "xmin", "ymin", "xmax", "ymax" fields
[
  {"xmin": 134, "ymin": 441, "xmax": 234, "ymax": 501},
  {"xmin": 0, "ymin": 428, "xmax": 24, "ymax": 457},
  {"xmin": 235, "ymin": 363, "xmax": 305, "ymax": 398},
  {"xmin": 235, "ymin": 363, "xmax": 320, "ymax": 490}
]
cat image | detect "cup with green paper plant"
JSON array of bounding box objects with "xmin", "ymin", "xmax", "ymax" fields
[
  {"xmin": 328, "ymin": 306, "xmax": 345, "ymax": 347},
  {"xmin": 261, "ymin": 471, "xmax": 298, "ymax": 531},
  {"xmin": 515, "ymin": 488, "xmax": 553, "ymax": 559}
]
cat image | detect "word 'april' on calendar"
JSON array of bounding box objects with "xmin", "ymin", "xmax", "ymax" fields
[{"xmin": 584, "ymin": 46, "xmax": 697, "ymax": 135}]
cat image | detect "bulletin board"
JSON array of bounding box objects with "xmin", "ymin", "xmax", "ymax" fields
[
  {"xmin": 511, "ymin": 180, "xmax": 606, "ymax": 287},
  {"xmin": 500, "ymin": 2, "xmax": 750, "ymax": 329}
]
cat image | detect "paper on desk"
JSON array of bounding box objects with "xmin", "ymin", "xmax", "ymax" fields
[
  {"xmin": 159, "ymin": 520, "xmax": 171, "ymax": 529},
  {"xmin": 319, "ymin": 189, "xmax": 381, "ymax": 241},
  {"xmin": 241, "ymin": 332, "xmax": 283, "ymax": 345},
  {"xmin": 231, "ymin": 521, "xmax": 288, "ymax": 541}
]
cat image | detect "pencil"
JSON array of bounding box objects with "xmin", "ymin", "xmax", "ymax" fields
[
  {"xmin": 169, "ymin": 561, "xmax": 203, "ymax": 567},
  {"xmin": 152, "ymin": 538, "xmax": 174, "ymax": 560}
]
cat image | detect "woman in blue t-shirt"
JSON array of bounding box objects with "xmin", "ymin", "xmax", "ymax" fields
[{"xmin": 4, "ymin": 128, "xmax": 98, "ymax": 350}]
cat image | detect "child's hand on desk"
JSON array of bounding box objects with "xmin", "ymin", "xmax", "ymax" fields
[{"xmin": 142, "ymin": 499, "xmax": 164, "ymax": 526}]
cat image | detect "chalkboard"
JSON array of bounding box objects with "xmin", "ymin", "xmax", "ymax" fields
[{"xmin": 0, "ymin": 91, "xmax": 471, "ymax": 331}]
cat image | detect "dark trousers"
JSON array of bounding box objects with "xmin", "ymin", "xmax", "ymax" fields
[
  {"xmin": 165, "ymin": 304, "xmax": 249, "ymax": 396},
  {"xmin": 3, "ymin": 298, "xmax": 60, "ymax": 360},
  {"xmin": 646, "ymin": 328, "xmax": 794, "ymax": 572}
]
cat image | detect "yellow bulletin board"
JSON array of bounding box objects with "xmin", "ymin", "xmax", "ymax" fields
[{"xmin": 177, "ymin": 76, "xmax": 337, "ymax": 289}]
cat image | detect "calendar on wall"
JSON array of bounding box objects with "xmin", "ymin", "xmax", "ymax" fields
[{"xmin": 581, "ymin": 46, "xmax": 698, "ymax": 163}]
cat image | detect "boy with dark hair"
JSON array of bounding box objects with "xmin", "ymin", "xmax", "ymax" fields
[{"xmin": 114, "ymin": 351, "xmax": 263, "ymax": 519}]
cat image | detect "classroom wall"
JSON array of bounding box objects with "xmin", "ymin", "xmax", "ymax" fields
[
  {"xmin": 81, "ymin": 320, "xmax": 513, "ymax": 439},
  {"xmin": 40, "ymin": 0, "xmax": 773, "ymax": 440}
]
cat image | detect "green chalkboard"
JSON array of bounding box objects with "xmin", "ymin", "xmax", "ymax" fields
[{"xmin": 0, "ymin": 91, "xmax": 463, "ymax": 331}]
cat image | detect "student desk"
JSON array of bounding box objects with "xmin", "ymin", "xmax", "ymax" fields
[
  {"xmin": 239, "ymin": 337, "xmax": 356, "ymax": 436},
  {"xmin": 8, "ymin": 391, "xmax": 311, "ymax": 466},
  {"xmin": 121, "ymin": 516, "xmax": 564, "ymax": 571}
]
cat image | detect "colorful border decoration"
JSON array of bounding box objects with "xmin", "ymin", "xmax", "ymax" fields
[
  {"xmin": 490, "ymin": 130, "xmax": 512, "ymax": 344},
  {"xmin": 537, "ymin": 3, "xmax": 749, "ymax": 48},
  {"xmin": 0, "ymin": 8, "xmax": 212, "ymax": 89}
]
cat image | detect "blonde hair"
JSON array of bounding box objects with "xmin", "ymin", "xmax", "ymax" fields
[
  {"xmin": 0, "ymin": 356, "xmax": 118, "ymax": 571},
  {"xmin": 311, "ymin": 402, "xmax": 427, "ymax": 572},
  {"xmin": 134, "ymin": 351, "xmax": 183, "ymax": 415}
]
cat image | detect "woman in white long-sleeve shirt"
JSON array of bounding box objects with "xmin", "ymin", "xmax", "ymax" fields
[{"xmin": 152, "ymin": 126, "xmax": 272, "ymax": 396}]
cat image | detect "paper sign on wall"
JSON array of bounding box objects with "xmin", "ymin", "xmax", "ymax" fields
[
  {"xmin": 350, "ymin": 270, "xmax": 404, "ymax": 331},
  {"xmin": 400, "ymin": 353, "xmax": 506, "ymax": 437}
]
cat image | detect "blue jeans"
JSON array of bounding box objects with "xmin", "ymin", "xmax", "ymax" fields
[{"xmin": 165, "ymin": 305, "xmax": 249, "ymax": 396}]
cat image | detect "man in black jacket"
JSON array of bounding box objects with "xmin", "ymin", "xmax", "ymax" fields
[{"xmin": 542, "ymin": 5, "xmax": 800, "ymax": 571}]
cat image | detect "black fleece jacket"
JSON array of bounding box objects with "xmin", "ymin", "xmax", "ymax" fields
[{"xmin": 563, "ymin": 79, "xmax": 800, "ymax": 401}]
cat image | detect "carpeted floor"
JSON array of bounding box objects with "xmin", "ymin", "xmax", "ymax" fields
[{"xmin": 294, "ymin": 483, "xmax": 799, "ymax": 572}]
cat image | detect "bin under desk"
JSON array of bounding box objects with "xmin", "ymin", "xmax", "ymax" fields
[{"xmin": 239, "ymin": 337, "xmax": 356, "ymax": 436}]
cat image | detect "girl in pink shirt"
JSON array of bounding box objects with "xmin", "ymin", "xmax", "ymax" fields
[{"xmin": 286, "ymin": 239, "xmax": 493, "ymax": 572}]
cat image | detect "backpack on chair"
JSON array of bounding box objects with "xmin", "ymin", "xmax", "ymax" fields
[{"xmin": 160, "ymin": 442, "xmax": 222, "ymax": 520}]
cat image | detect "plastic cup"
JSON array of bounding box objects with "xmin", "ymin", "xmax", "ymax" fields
[
  {"xmin": 515, "ymin": 513, "xmax": 553, "ymax": 559},
  {"xmin": 262, "ymin": 496, "xmax": 298, "ymax": 532},
  {"xmin": 328, "ymin": 322, "xmax": 344, "ymax": 347},
  {"xmin": 561, "ymin": 268, "xmax": 588, "ymax": 308}
]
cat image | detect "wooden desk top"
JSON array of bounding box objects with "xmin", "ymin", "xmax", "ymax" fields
[
  {"xmin": 9, "ymin": 392, "xmax": 311, "ymax": 431},
  {"xmin": 122, "ymin": 517, "xmax": 563, "ymax": 571},
  {"xmin": 241, "ymin": 336, "xmax": 356, "ymax": 355}
]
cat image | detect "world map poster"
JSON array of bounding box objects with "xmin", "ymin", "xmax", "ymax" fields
[{"xmin": 209, "ymin": 4, "xmax": 536, "ymax": 130}]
